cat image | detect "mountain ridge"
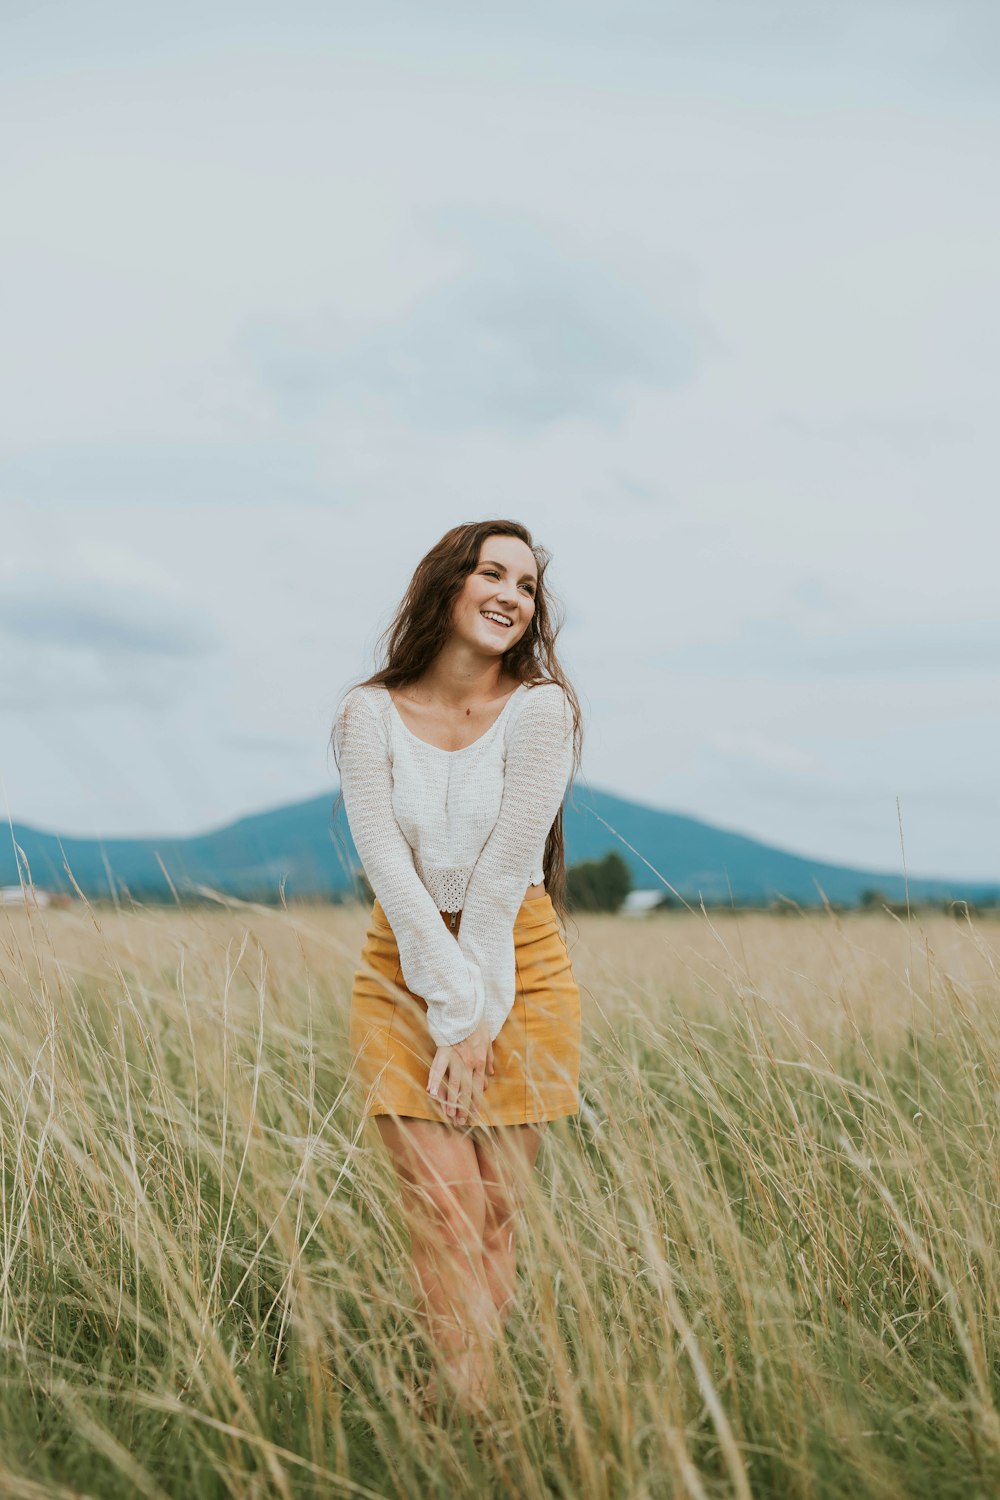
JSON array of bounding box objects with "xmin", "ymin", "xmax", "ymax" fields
[{"xmin": 3, "ymin": 785, "xmax": 996, "ymax": 908}]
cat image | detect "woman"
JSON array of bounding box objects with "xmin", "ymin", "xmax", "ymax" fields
[{"xmin": 330, "ymin": 519, "xmax": 584, "ymax": 1424}]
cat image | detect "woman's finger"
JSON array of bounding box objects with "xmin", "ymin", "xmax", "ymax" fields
[
  {"xmin": 453, "ymin": 1062, "xmax": 474, "ymax": 1126},
  {"xmin": 446, "ymin": 1063, "xmax": 461, "ymax": 1120},
  {"xmin": 463, "ymin": 1066, "xmax": 481, "ymax": 1120},
  {"xmin": 469, "ymin": 1065, "xmax": 485, "ymax": 1120},
  {"xmin": 427, "ymin": 1048, "xmax": 448, "ymax": 1100}
]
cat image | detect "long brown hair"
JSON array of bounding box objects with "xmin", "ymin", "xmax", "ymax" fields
[{"xmin": 330, "ymin": 520, "xmax": 583, "ymax": 921}]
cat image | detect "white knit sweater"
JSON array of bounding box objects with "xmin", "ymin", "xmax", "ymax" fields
[{"xmin": 333, "ymin": 680, "xmax": 575, "ymax": 1047}]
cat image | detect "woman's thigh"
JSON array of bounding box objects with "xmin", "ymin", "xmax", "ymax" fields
[
  {"xmin": 374, "ymin": 1115, "xmax": 487, "ymax": 1245},
  {"xmin": 472, "ymin": 1123, "xmax": 545, "ymax": 1231}
]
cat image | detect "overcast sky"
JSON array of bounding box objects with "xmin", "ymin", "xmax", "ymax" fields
[{"xmin": 2, "ymin": 1, "xmax": 998, "ymax": 881}]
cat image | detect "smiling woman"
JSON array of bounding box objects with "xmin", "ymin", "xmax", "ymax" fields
[{"xmin": 330, "ymin": 519, "xmax": 585, "ymax": 1422}]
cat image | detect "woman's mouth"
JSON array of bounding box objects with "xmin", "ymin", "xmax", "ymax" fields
[{"xmin": 481, "ymin": 611, "xmax": 513, "ymax": 630}]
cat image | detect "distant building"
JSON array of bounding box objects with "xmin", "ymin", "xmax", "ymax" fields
[
  {"xmin": 1, "ymin": 885, "xmax": 52, "ymax": 908},
  {"xmin": 621, "ymin": 889, "xmax": 668, "ymax": 917}
]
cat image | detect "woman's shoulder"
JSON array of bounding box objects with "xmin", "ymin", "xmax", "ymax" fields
[
  {"xmin": 349, "ymin": 681, "xmax": 384, "ymax": 700},
  {"xmin": 507, "ymin": 678, "xmax": 571, "ymax": 732},
  {"xmin": 341, "ymin": 681, "xmax": 389, "ymax": 711},
  {"xmin": 518, "ymin": 677, "xmax": 569, "ymax": 705},
  {"xmin": 334, "ymin": 682, "xmax": 390, "ymax": 744}
]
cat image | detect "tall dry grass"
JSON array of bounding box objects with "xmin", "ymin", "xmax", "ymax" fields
[{"xmin": 1, "ymin": 890, "xmax": 999, "ymax": 1498}]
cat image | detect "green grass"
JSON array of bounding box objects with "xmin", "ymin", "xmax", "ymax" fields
[{"xmin": 0, "ymin": 896, "xmax": 998, "ymax": 1497}]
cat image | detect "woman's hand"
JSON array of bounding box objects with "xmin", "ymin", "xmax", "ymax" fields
[{"xmin": 427, "ymin": 1014, "xmax": 492, "ymax": 1127}]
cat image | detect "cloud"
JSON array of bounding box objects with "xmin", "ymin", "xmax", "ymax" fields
[
  {"xmin": 806, "ymin": 638, "xmax": 1000, "ymax": 676},
  {"xmin": 0, "ymin": 437, "xmax": 327, "ymax": 509},
  {"xmin": 658, "ymin": 620, "xmax": 1000, "ymax": 681},
  {"xmin": 0, "ymin": 578, "xmax": 219, "ymax": 658},
  {"xmin": 222, "ymin": 732, "xmax": 310, "ymax": 755},
  {"xmin": 774, "ymin": 410, "xmax": 971, "ymax": 455},
  {"xmin": 708, "ymin": 730, "xmax": 825, "ymax": 775},
  {"xmin": 236, "ymin": 214, "xmax": 713, "ymax": 430},
  {"xmin": 0, "ymin": 575, "xmax": 221, "ymax": 709}
]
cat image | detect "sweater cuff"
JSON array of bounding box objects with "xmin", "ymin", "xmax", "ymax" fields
[{"xmin": 425, "ymin": 963, "xmax": 487, "ymax": 1049}]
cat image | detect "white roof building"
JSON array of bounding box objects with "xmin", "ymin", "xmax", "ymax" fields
[
  {"xmin": 621, "ymin": 889, "xmax": 667, "ymax": 917},
  {"xmin": 0, "ymin": 885, "xmax": 52, "ymax": 908}
]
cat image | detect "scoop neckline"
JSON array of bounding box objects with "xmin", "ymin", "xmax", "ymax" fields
[{"xmin": 380, "ymin": 682, "xmax": 528, "ymax": 755}]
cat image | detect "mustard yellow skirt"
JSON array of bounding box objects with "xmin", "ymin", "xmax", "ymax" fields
[{"xmin": 349, "ymin": 894, "xmax": 581, "ymax": 1127}]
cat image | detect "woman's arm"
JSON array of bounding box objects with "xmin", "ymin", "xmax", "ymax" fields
[
  {"xmin": 334, "ymin": 689, "xmax": 486, "ymax": 1047},
  {"xmin": 456, "ymin": 683, "xmax": 575, "ymax": 1039}
]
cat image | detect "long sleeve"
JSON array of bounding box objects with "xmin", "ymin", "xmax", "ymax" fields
[
  {"xmin": 333, "ymin": 689, "xmax": 486, "ymax": 1047},
  {"xmin": 456, "ymin": 683, "xmax": 575, "ymax": 1041}
]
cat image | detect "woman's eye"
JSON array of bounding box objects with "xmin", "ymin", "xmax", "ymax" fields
[{"xmin": 482, "ymin": 568, "xmax": 534, "ymax": 596}]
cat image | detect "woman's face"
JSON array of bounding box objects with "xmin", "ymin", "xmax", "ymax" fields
[{"xmin": 451, "ymin": 534, "xmax": 538, "ymax": 660}]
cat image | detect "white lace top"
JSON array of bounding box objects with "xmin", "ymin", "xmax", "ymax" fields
[{"xmin": 333, "ymin": 680, "xmax": 575, "ymax": 1047}]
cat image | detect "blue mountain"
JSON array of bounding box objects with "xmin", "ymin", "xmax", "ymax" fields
[{"xmin": 2, "ymin": 784, "xmax": 995, "ymax": 908}]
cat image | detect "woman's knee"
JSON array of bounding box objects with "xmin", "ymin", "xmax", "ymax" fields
[
  {"xmin": 412, "ymin": 1177, "xmax": 488, "ymax": 1250},
  {"xmin": 483, "ymin": 1185, "xmax": 519, "ymax": 1233}
]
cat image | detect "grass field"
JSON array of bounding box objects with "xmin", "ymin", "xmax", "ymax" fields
[{"xmin": 1, "ymin": 893, "xmax": 998, "ymax": 1498}]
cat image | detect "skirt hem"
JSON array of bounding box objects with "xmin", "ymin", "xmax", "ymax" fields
[
  {"xmin": 361, "ymin": 1093, "xmax": 580, "ymax": 1128},
  {"xmin": 350, "ymin": 893, "xmax": 581, "ymax": 1129}
]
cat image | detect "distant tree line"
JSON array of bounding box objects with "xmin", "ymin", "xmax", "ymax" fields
[
  {"xmin": 48, "ymin": 864, "xmax": 1000, "ymax": 917},
  {"xmin": 565, "ymin": 852, "xmax": 633, "ymax": 913},
  {"xmin": 559, "ymin": 864, "xmax": 999, "ymax": 918}
]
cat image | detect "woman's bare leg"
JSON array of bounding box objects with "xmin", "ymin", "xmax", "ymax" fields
[
  {"xmin": 473, "ymin": 1123, "xmax": 544, "ymax": 1326},
  {"xmin": 374, "ymin": 1115, "xmax": 502, "ymax": 1412}
]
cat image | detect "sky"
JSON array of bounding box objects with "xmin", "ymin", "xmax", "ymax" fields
[{"xmin": 1, "ymin": 1, "xmax": 998, "ymax": 881}]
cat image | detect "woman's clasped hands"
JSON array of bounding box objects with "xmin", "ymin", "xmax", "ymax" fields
[{"xmin": 427, "ymin": 1015, "xmax": 495, "ymax": 1126}]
